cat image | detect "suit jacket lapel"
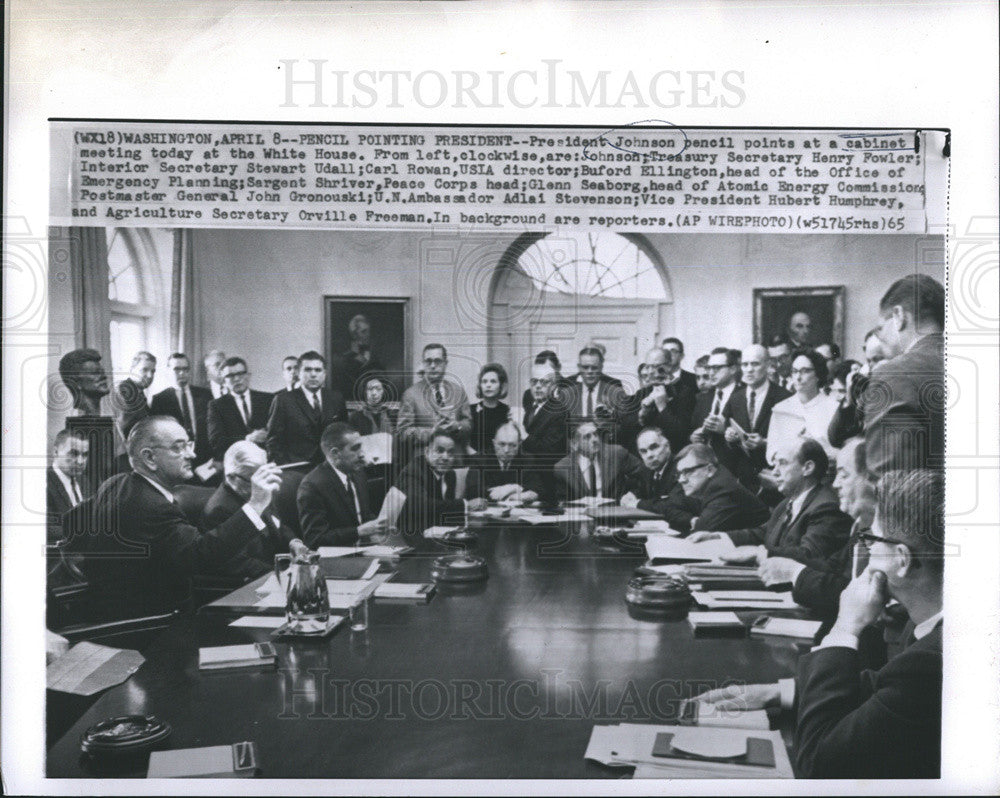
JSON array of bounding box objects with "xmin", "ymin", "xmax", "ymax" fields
[
  {"xmin": 48, "ymin": 468, "xmax": 73, "ymax": 508},
  {"xmin": 293, "ymin": 388, "xmax": 319, "ymax": 429}
]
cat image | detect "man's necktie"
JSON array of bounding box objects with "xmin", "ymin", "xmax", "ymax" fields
[
  {"xmin": 587, "ymin": 459, "xmax": 598, "ymax": 497},
  {"xmin": 712, "ymin": 390, "xmax": 723, "ymax": 416},
  {"xmin": 70, "ymin": 478, "xmax": 82, "ymax": 505},
  {"xmin": 309, "ymin": 391, "xmax": 322, "ymax": 422},
  {"xmin": 585, "ymin": 388, "xmax": 594, "ymax": 417},
  {"xmin": 443, "ymin": 470, "xmax": 456, "ymax": 501},
  {"xmin": 180, "ymin": 390, "xmax": 193, "ymax": 436},
  {"xmin": 784, "ymin": 501, "xmax": 794, "ymax": 529},
  {"xmin": 240, "ymin": 394, "xmax": 251, "ymax": 426},
  {"xmin": 748, "ymin": 389, "xmax": 757, "ymax": 426},
  {"xmin": 344, "ymin": 476, "xmax": 362, "ymax": 524},
  {"xmin": 434, "ymin": 384, "xmax": 445, "ymax": 407}
]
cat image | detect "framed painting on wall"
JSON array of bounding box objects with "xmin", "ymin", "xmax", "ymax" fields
[
  {"xmin": 753, "ymin": 285, "xmax": 845, "ymax": 351},
  {"xmin": 324, "ymin": 295, "xmax": 410, "ymax": 404}
]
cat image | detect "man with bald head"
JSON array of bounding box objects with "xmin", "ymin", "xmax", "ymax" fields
[
  {"xmin": 723, "ymin": 343, "xmax": 791, "ymax": 490},
  {"xmin": 620, "ymin": 347, "xmax": 696, "ymax": 454},
  {"xmin": 76, "ymin": 416, "xmax": 282, "ymax": 620},
  {"xmin": 201, "ymin": 441, "xmax": 288, "ymax": 579}
]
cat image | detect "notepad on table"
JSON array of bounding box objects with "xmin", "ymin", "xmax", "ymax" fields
[
  {"xmin": 686, "ymin": 611, "xmax": 746, "ymax": 637},
  {"xmin": 682, "ymin": 701, "xmax": 771, "ymax": 731},
  {"xmin": 749, "ymin": 616, "xmax": 823, "ymax": 641},
  {"xmin": 147, "ymin": 741, "xmax": 259, "ymax": 778},
  {"xmin": 627, "ymin": 519, "xmax": 680, "ymax": 536},
  {"xmin": 374, "ymin": 582, "xmax": 435, "ymax": 602},
  {"xmin": 198, "ymin": 642, "xmax": 277, "ymax": 671},
  {"xmin": 645, "ymin": 535, "xmax": 735, "ymax": 564}
]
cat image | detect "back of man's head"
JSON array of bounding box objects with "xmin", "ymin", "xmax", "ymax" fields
[
  {"xmin": 321, "ymin": 421, "xmax": 356, "ymax": 456},
  {"xmin": 796, "ymin": 437, "xmax": 829, "ymax": 483},
  {"xmin": 879, "ymin": 274, "xmax": 945, "ymax": 331}
]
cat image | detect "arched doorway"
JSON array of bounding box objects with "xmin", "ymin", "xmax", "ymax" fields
[{"xmin": 488, "ymin": 231, "xmax": 673, "ymax": 406}]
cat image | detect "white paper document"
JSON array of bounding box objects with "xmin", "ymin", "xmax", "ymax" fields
[
  {"xmin": 645, "ymin": 535, "xmax": 736, "ymax": 563},
  {"xmin": 228, "ymin": 616, "xmax": 286, "ymax": 629},
  {"xmin": 627, "ymin": 519, "xmax": 680, "ymax": 536},
  {"xmin": 46, "ymin": 641, "xmax": 145, "ymax": 695},
  {"xmin": 360, "ymin": 432, "xmax": 393, "ymax": 464}
]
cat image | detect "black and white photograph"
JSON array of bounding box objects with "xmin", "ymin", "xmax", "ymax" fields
[{"xmin": 3, "ymin": 2, "xmax": 999, "ymax": 796}]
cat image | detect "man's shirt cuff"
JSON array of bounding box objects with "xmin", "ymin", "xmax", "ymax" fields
[
  {"xmin": 778, "ymin": 678, "xmax": 796, "ymax": 711},
  {"xmin": 242, "ymin": 504, "xmax": 268, "ymax": 532}
]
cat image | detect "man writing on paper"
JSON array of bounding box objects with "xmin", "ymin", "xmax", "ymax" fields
[
  {"xmin": 688, "ymin": 438, "xmax": 851, "ymax": 564},
  {"xmin": 76, "ymin": 416, "xmax": 282, "ymax": 621},
  {"xmin": 553, "ymin": 421, "xmax": 641, "ymax": 503},
  {"xmin": 619, "ymin": 426, "xmax": 697, "ymax": 533},
  {"xmin": 469, "ymin": 422, "xmax": 542, "ymax": 504},
  {"xmin": 689, "ymin": 469, "xmax": 942, "ymax": 779},
  {"xmin": 297, "ymin": 422, "xmax": 390, "ymax": 548},
  {"xmin": 394, "ymin": 430, "xmax": 485, "ymax": 531}
]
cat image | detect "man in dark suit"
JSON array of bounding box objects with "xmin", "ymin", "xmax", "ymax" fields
[
  {"xmin": 266, "ymin": 350, "xmax": 347, "ymax": 465},
  {"xmin": 468, "ymin": 422, "xmax": 545, "ymax": 503},
  {"xmin": 521, "ymin": 353, "xmax": 572, "ymax": 469},
  {"xmin": 673, "ymin": 443, "xmax": 770, "ymax": 533},
  {"xmin": 47, "ymin": 429, "xmax": 90, "ymax": 543},
  {"xmin": 206, "ymin": 356, "xmax": 272, "ymax": 461},
  {"xmin": 553, "ymin": 421, "xmax": 642, "ymax": 503},
  {"xmin": 111, "ymin": 351, "xmax": 156, "ymax": 441},
  {"xmin": 566, "ymin": 346, "xmax": 626, "ymax": 427},
  {"xmin": 690, "ymin": 469, "xmax": 942, "ymax": 779},
  {"xmin": 723, "ymin": 343, "xmax": 792, "ymax": 489},
  {"xmin": 394, "ymin": 431, "xmax": 485, "ymax": 533},
  {"xmin": 619, "ymin": 426, "xmax": 697, "ymax": 533},
  {"xmin": 690, "ymin": 347, "xmax": 742, "ymax": 471},
  {"xmin": 660, "ymin": 337, "xmax": 699, "ymax": 399},
  {"xmin": 766, "ymin": 334, "xmax": 794, "ymax": 391},
  {"xmin": 297, "ymin": 422, "xmax": 389, "ymax": 548},
  {"xmin": 72, "ymin": 416, "xmax": 282, "ymax": 621},
  {"xmin": 620, "ymin": 347, "xmax": 696, "ymax": 455},
  {"xmin": 201, "ymin": 441, "xmax": 289, "ymax": 580},
  {"xmin": 864, "ymin": 274, "xmax": 945, "ymax": 476},
  {"xmin": 689, "ymin": 437, "xmax": 851, "ymax": 564},
  {"xmin": 150, "ymin": 353, "xmax": 213, "ymax": 466}
]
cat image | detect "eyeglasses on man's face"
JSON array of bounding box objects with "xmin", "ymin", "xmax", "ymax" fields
[
  {"xmin": 676, "ymin": 462, "xmax": 709, "ymax": 479},
  {"xmin": 149, "ymin": 440, "xmax": 195, "ymax": 456}
]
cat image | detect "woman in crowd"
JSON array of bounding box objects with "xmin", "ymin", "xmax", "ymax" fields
[
  {"xmin": 348, "ymin": 373, "xmax": 394, "ymax": 435},
  {"xmin": 767, "ymin": 348, "xmax": 840, "ymax": 462},
  {"xmin": 470, "ymin": 363, "xmax": 511, "ymax": 454}
]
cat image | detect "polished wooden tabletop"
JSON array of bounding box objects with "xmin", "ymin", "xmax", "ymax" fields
[{"xmin": 47, "ymin": 522, "xmax": 805, "ymax": 778}]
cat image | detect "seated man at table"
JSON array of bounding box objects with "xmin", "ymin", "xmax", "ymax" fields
[
  {"xmin": 553, "ymin": 421, "xmax": 641, "ymax": 503},
  {"xmin": 297, "ymin": 422, "xmax": 390, "ymax": 548},
  {"xmin": 468, "ymin": 422, "xmax": 543, "ymax": 504},
  {"xmin": 758, "ymin": 438, "xmax": 872, "ymax": 619},
  {"xmin": 672, "ymin": 442, "xmax": 770, "ymax": 533},
  {"xmin": 689, "ymin": 437, "xmax": 851, "ymax": 564},
  {"xmin": 75, "ymin": 416, "xmax": 282, "ymax": 620},
  {"xmin": 394, "ymin": 430, "xmax": 485, "ymax": 531},
  {"xmin": 520, "ymin": 351, "xmax": 572, "ymax": 468},
  {"xmin": 201, "ymin": 441, "xmax": 288, "ymax": 580},
  {"xmin": 690, "ymin": 469, "xmax": 942, "ymax": 779},
  {"xmin": 619, "ymin": 426, "xmax": 697, "ymax": 533}
]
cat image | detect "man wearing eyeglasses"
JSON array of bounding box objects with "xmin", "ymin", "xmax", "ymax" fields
[
  {"xmin": 207, "ymin": 357, "xmax": 273, "ymax": 462},
  {"xmin": 151, "ymin": 353, "xmax": 213, "ymax": 471},
  {"xmin": 690, "ymin": 347, "xmax": 742, "ymax": 469},
  {"xmin": 689, "ymin": 437, "xmax": 851, "ymax": 564},
  {"xmin": 76, "ymin": 416, "xmax": 283, "ymax": 621},
  {"xmin": 723, "ymin": 343, "xmax": 791, "ymax": 490},
  {"xmin": 201, "ymin": 441, "xmax": 288, "ymax": 579},
  {"xmin": 397, "ymin": 344, "xmax": 472, "ymax": 457},
  {"xmin": 672, "ymin": 443, "xmax": 769, "ymax": 533},
  {"xmin": 553, "ymin": 421, "xmax": 641, "ymax": 503},
  {"xmin": 623, "ymin": 347, "xmax": 696, "ymax": 454},
  {"xmin": 690, "ymin": 469, "xmax": 942, "ymax": 778}
]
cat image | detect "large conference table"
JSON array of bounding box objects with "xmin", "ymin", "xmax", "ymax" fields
[{"xmin": 47, "ymin": 517, "xmax": 807, "ymax": 779}]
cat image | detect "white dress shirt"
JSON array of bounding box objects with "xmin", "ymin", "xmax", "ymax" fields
[
  {"xmin": 331, "ymin": 464, "xmax": 363, "ymax": 523},
  {"xmin": 176, "ymin": 385, "xmax": 197, "ymax": 438},
  {"xmin": 744, "ymin": 380, "xmax": 770, "ymax": 428}
]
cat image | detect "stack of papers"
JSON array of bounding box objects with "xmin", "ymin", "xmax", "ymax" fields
[
  {"xmin": 317, "ymin": 544, "xmax": 412, "ymax": 559},
  {"xmin": 566, "ymin": 496, "xmax": 616, "ymax": 507},
  {"xmin": 645, "ymin": 535, "xmax": 736, "ymax": 564},
  {"xmin": 627, "ymin": 519, "xmax": 680, "ymax": 537},
  {"xmin": 585, "ymin": 723, "xmax": 792, "ymax": 778},
  {"xmin": 691, "ymin": 591, "xmax": 801, "ymax": 610},
  {"xmin": 423, "ymin": 525, "xmax": 461, "ymax": 539}
]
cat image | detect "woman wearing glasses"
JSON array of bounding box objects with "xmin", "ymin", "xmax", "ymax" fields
[{"xmin": 766, "ymin": 348, "xmax": 840, "ymax": 466}]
